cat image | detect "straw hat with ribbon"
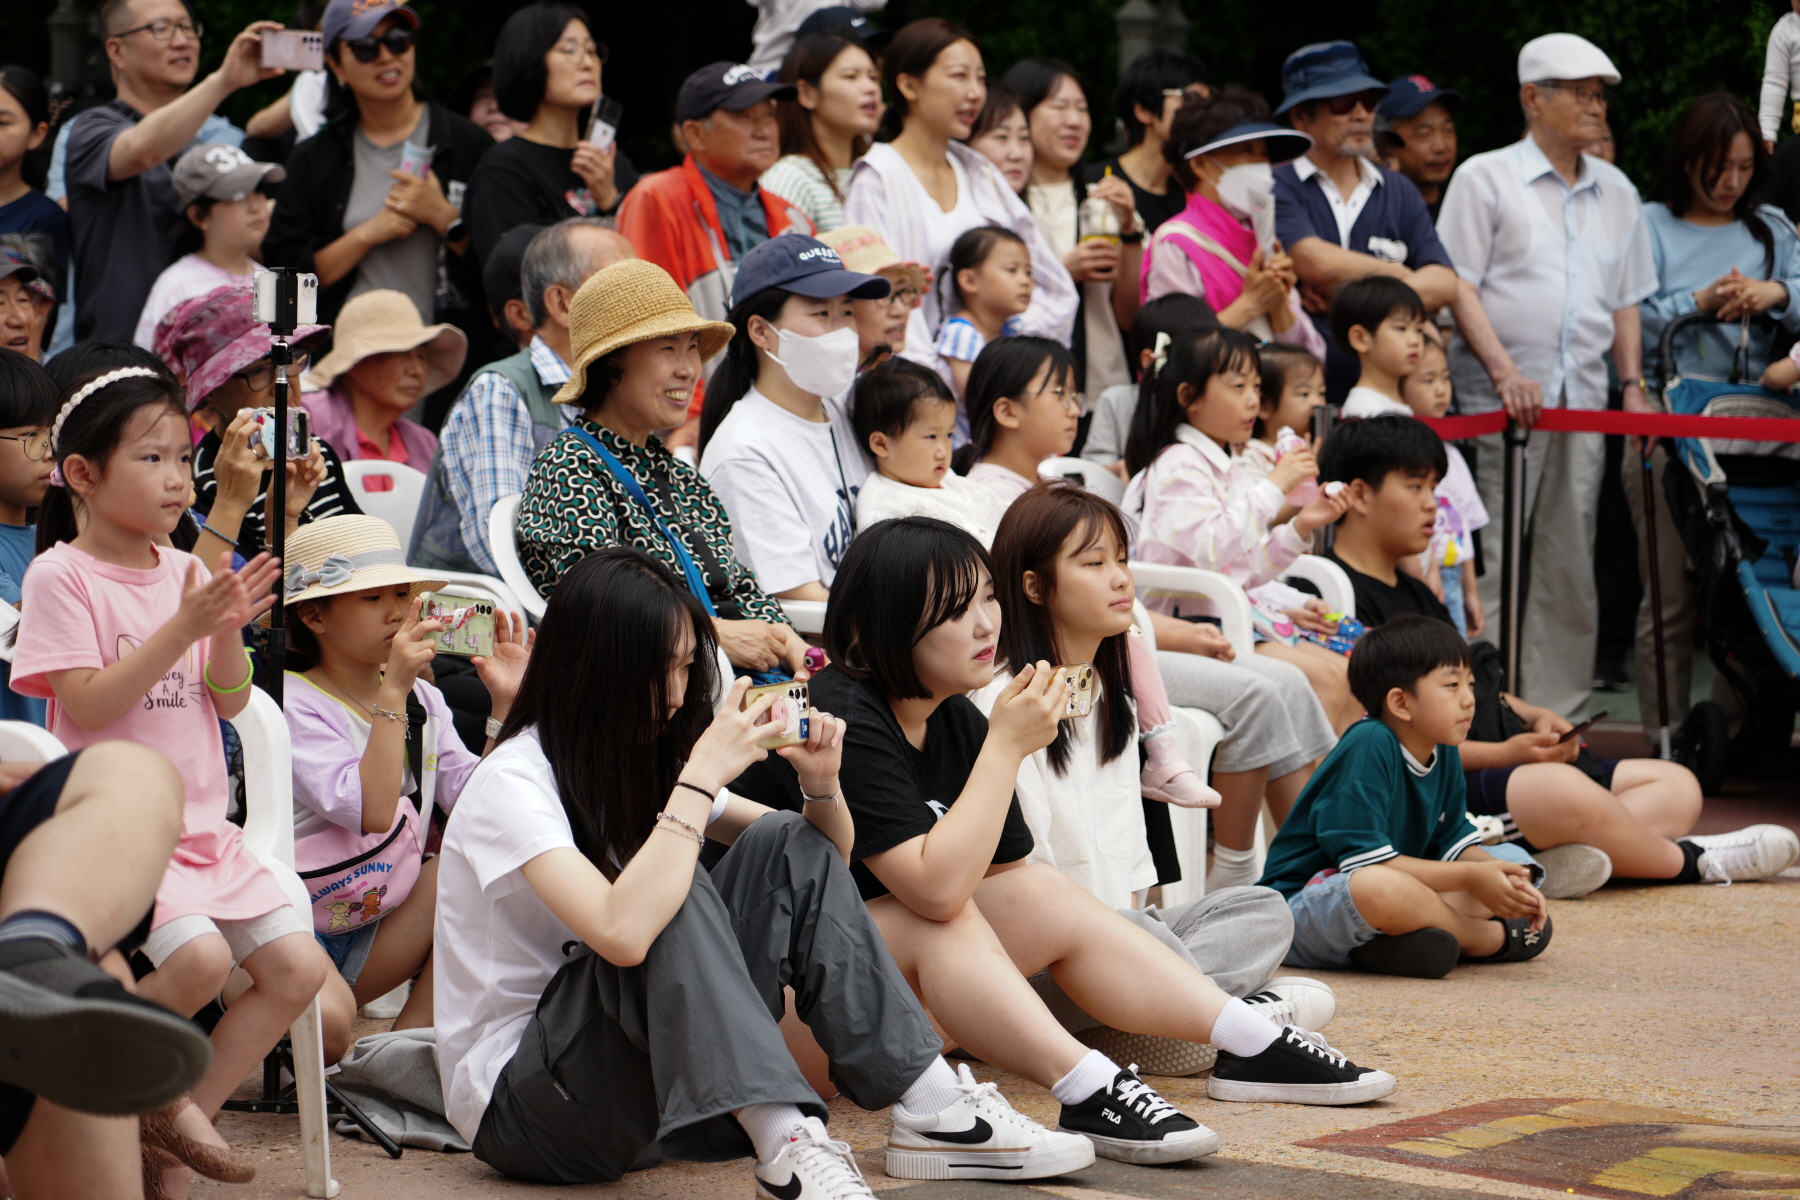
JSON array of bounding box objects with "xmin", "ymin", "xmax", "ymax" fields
[
  {"xmin": 303, "ymin": 290, "xmax": 468, "ymax": 395},
  {"xmin": 281, "ymin": 515, "xmax": 448, "ymax": 609},
  {"xmin": 553, "ymin": 260, "xmax": 734, "ymax": 406}
]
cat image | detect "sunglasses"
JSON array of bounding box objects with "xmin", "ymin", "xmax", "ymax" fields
[
  {"xmin": 343, "ymin": 28, "xmax": 413, "ymax": 64},
  {"xmin": 1323, "ymin": 89, "xmax": 1386, "ymax": 117}
]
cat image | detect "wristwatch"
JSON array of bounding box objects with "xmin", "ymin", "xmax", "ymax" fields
[
  {"xmin": 485, "ymin": 716, "xmax": 503, "ymax": 739},
  {"xmin": 444, "ymin": 218, "xmax": 468, "ymax": 243}
]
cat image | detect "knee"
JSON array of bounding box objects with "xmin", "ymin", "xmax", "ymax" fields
[
  {"xmin": 249, "ymin": 934, "xmax": 329, "ymax": 1011},
  {"xmin": 1653, "ymin": 765, "xmax": 1704, "ymax": 829},
  {"xmin": 161, "ymin": 936, "xmax": 234, "ymax": 1009},
  {"xmin": 1346, "ymin": 865, "xmax": 1424, "ymax": 923},
  {"xmin": 318, "ymin": 978, "xmax": 355, "ymax": 1065}
]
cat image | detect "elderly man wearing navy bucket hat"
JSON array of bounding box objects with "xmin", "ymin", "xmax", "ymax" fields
[
  {"xmin": 1271, "ymin": 40, "xmax": 1458, "ymax": 403},
  {"xmin": 1436, "ymin": 33, "xmax": 1654, "ymax": 723}
]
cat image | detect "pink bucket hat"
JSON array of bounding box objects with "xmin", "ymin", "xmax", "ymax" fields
[{"xmin": 152, "ymin": 285, "xmax": 331, "ymax": 413}]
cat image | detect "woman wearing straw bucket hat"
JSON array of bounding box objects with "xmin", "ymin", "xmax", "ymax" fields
[
  {"xmin": 280, "ymin": 514, "xmax": 532, "ymax": 1061},
  {"xmin": 303, "ymin": 288, "xmax": 468, "ymax": 472},
  {"xmin": 516, "ymin": 259, "xmax": 813, "ymax": 679}
]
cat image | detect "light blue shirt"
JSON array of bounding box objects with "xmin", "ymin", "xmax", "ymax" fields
[{"xmin": 1640, "ymin": 201, "xmax": 1800, "ymax": 382}]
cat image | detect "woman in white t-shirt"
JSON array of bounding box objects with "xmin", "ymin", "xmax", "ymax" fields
[
  {"xmin": 699, "ymin": 232, "xmax": 891, "ymax": 601},
  {"xmin": 434, "ymin": 545, "xmax": 1078, "ymax": 1191}
]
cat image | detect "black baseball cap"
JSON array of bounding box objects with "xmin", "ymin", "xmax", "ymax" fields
[
  {"xmin": 794, "ymin": 6, "xmax": 890, "ymax": 48},
  {"xmin": 1376, "ymin": 74, "xmax": 1464, "ymax": 120},
  {"xmin": 731, "ymin": 233, "xmax": 889, "ymax": 307},
  {"xmin": 676, "ymin": 62, "xmax": 796, "ymax": 123},
  {"xmin": 485, "ymin": 222, "xmax": 546, "ymax": 310}
]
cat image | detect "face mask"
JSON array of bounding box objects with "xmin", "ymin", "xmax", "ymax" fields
[
  {"xmin": 1213, "ymin": 161, "xmax": 1276, "ymax": 247},
  {"xmin": 767, "ymin": 325, "xmax": 860, "ymax": 398}
]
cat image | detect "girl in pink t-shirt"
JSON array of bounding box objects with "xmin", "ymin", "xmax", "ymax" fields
[{"xmin": 13, "ymin": 367, "xmax": 328, "ymax": 1196}]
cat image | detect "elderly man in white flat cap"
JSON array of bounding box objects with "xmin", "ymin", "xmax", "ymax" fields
[{"xmin": 1434, "ymin": 32, "xmax": 1654, "ymax": 721}]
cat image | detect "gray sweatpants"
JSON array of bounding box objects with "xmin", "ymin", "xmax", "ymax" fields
[
  {"xmin": 1029, "ymin": 886, "xmax": 1295, "ymax": 1033},
  {"xmin": 1153, "ymin": 649, "xmax": 1337, "ymax": 779},
  {"xmin": 472, "ymin": 812, "xmax": 942, "ymax": 1184}
]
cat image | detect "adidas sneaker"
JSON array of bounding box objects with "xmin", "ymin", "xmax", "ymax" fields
[
  {"xmin": 1057, "ymin": 1064, "xmax": 1222, "ymax": 1164},
  {"xmin": 755, "ymin": 1117, "xmax": 875, "ymax": 1200},
  {"xmin": 1208, "ymin": 1026, "xmax": 1396, "ymax": 1105},
  {"xmin": 886, "ymin": 1063, "xmax": 1094, "ymax": 1180}
]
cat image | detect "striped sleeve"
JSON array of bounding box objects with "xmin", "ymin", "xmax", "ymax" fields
[
  {"xmin": 934, "ymin": 317, "xmax": 987, "ymax": 363},
  {"xmin": 1439, "ymin": 828, "xmax": 1484, "ymax": 862},
  {"xmin": 1339, "ymin": 843, "xmax": 1400, "ymax": 871}
]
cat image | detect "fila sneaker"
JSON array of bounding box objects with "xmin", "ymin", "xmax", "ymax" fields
[{"xmin": 1057, "ymin": 1064, "xmax": 1222, "ymax": 1164}]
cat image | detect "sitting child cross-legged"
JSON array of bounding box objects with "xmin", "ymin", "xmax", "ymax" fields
[
  {"xmin": 1262, "ymin": 615, "xmax": 1553, "ymax": 980},
  {"xmin": 282, "ymin": 515, "xmax": 531, "ymax": 1063},
  {"xmin": 1317, "ymin": 416, "xmax": 1800, "ymax": 896}
]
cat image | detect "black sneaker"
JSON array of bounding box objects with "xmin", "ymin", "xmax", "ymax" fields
[
  {"xmin": 0, "ymin": 938, "xmax": 212, "ymax": 1114},
  {"xmin": 1348, "ymin": 928, "xmax": 1460, "ymax": 978},
  {"xmin": 1465, "ymin": 915, "xmax": 1552, "ymax": 963},
  {"xmin": 1057, "ymin": 1064, "xmax": 1221, "ymax": 1164},
  {"xmin": 1207, "ymin": 1026, "xmax": 1396, "ymax": 1105}
]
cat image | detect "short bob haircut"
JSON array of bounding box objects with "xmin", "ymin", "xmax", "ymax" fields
[
  {"xmin": 1317, "ymin": 412, "xmax": 1448, "ymax": 493},
  {"xmin": 492, "ymin": 1, "xmax": 597, "ymax": 124},
  {"xmin": 851, "ymin": 356, "xmax": 954, "ymax": 451},
  {"xmin": 1347, "ymin": 612, "xmax": 1472, "ymax": 717},
  {"xmin": 1328, "ymin": 275, "xmax": 1424, "ymax": 354},
  {"xmin": 0, "ymin": 347, "xmax": 58, "ymax": 430},
  {"xmin": 825, "ymin": 516, "xmax": 993, "ymax": 701}
]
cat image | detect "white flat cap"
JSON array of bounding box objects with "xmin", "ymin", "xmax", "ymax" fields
[{"xmin": 1518, "ymin": 33, "xmax": 1620, "ymax": 85}]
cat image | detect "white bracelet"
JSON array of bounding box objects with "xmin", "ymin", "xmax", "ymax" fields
[{"xmin": 801, "ymin": 786, "xmax": 840, "ymax": 806}]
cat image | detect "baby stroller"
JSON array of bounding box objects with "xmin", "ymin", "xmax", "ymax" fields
[{"xmin": 1652, "ymin": 310, "xmax": 1800, "ymax": 787}]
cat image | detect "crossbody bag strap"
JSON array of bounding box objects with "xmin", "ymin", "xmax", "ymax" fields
[
  {"xmin": 570, "ymin": 427, "xmax": 718, "ymax": 617},
  {"xmin": 1162, "ymin": 219, "xmax": 1251, "ymax": 277}
]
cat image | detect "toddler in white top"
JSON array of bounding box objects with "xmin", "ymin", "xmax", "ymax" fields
[
  {"xmin": 853, "ymin": 358, "xmax": 1009, "ymax": 541},
  {"xmin": 1761, "ymin": 4, "xmax": 1800, "ymax": 149}
]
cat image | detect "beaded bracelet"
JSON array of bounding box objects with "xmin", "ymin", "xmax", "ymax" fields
[
  {"xmin": 655, "ymin": 811, "xmax": 706, "ymax": 847},
  {"xmin": 203, "ymin": 648, "xmax": 255, "ymax": 694},
  {"xmin": 369, "ymin": 705, "xmax": 405, "ymax": 723}
]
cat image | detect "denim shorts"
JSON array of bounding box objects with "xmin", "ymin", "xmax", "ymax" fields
[{"xmin": 315, "ymin": 921, "xmax": 380, "ymax": 987}]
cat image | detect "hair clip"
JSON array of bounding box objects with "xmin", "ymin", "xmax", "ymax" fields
[
  {"xmin": 50, "ymin": 367, "xmax": 159, "ymax": 453},
  {"xmin": 46, "ymin": 466, "xmax": 64, "ymax": 488},
  {"xmin": 1150, "ymin": 331, "xmax": 1173, "ymax": 374}
]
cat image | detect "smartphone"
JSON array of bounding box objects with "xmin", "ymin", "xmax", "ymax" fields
[
  {"xmin": 586, "ymin": 96, "xmax": 623, "ymax": 151},
  {"xmin": 1052, "ymin": 663, "xmax": 1095, "ymax": 720},
  {"xmin": 419, "ymin": 593, "xmax": 496, "ymax": 658},
  {"xmin": 398, "ymin": 139, "xmax": 432, "ymax": 180},
  {"xmin": 260, "ymin": 29, "xmax": 324, "ymax": 71},
  {"xmin": 247, "ymin": 406, "xmax": 311, "ymax": 461},
  {"xmin": 742, "ymin": 680, "xmax": 808, "ymax": 749},
  {"xmin": 1557, "ymin": 710, "xmax": 1610, "ymax": 744}
]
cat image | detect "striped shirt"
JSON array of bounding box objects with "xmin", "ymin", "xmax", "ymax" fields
[{"xmin": 192, "ymin": 428, "xmax": 362, "ymax": 562}]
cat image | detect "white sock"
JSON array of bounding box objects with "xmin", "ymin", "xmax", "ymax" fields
[
  {"xmin": 1209, "ymin": 997, "xmax": 1281, "ymax": 1058},
  {"xmin": 1050, "ymin": 1049, "xmax": 1121, "ymax": 1105},
  {"xmin": 1209, "ymin": 843, "xmax": 1261, "ymax": 890},
  {"xmin": 738, "ymin": 1103, "xmax": 808, "ymax": 1165},
  {"xmin": 893, "ymin": 1056, "xmax": 964, "ymax": 1119}
]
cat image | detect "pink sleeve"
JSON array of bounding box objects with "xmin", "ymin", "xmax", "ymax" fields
[
  {"xmin": 419, "ymin": 681, "xmax": 481, "ymax": 813},
  {"xmin": 287, "ymin": 685, "xmax": 378, "ymax": 834},
  {"xmin": 1139, "ymin": 450, "xmax": 1306, "ymax": 585},
  {"xmin": 1144, "ymin": 235, "xmax": 1207, "ymax": 304},
  {"xmin": 12, "ymin": 555, "xmax": 103, "ymax": 698}
]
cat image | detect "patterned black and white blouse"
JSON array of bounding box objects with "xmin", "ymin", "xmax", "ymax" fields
[
  {"xmin": 192, "ymin": 427, "xmax": 363, "ymax": 562},
  {"xmin": 516, "ymin": 417, "xmax": 790, "ymax": 626}
]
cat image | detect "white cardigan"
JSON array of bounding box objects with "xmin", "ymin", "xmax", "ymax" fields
[{"xmin": 843, "ymin": 140, "xmax": 1078, "ymax": 365}]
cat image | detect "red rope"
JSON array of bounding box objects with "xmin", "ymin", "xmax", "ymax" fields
[{"xmin": 1412, "ymin": 408, "xmax": 1800, "ymax": 443}]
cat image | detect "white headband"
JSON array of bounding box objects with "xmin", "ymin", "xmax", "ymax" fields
[{"xmin": 50, "ymin": 367, "xmax": 160, "ymax": 453}]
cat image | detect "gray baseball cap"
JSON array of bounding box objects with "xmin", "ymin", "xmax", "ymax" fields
[{"xmin": 171, "ymin": 143, "xmax": 286, "ymax": 212}]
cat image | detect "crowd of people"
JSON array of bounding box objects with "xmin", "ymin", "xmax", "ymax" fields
[{"xmin": 4, "ymin": 1, "xmax": 1800, "ymax": 1198}]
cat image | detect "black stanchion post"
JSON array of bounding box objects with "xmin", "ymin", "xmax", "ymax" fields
[
  {"xmin": 1311, "ymin": 403, "xmax": 1337, "ymax": 556},
  {"xmin": 1639, "ymin": 441, "xmax": 1673, "ymax": 759},
  {"xmin": 1499, "ymin": 419, "xmax": 1527, "ymax": 694},
  {"xmin": 250, "ymin": 268, "xmax": 317, "ymax": 707}
]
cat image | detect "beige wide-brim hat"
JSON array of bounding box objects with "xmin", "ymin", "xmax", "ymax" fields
[
  {"xmin": 303, "ymin": 289, "xmax": 469, "ymax": 394},
  {"xmin": 553, "ymin": 260, "xmax": 735, "ymax": 407},
  {"xmin": 280, "ymin": 515, "xmax": 449, "ymax": 609},
  {"xmin": 817, "ymin": 225, "xmax": 931, "ymax": 298}
]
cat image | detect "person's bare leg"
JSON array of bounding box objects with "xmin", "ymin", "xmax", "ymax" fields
[
  {"xmin": 1503, "ymin": 763, "xmax": 1687, "ymax": 879},
  {"xmin": 351, "ymin": 856, "xmax": 441, "ymax": 1030},
  {"xmin": 1257, "ymin": 642, "xmax": 1359, "ymax": 734},
  {"xmin": 1608, "ymin": 759, "xmax": 1703, "ymax": 841},
  {"xmin": 189, "ymin": 932, "xmax": 325, "ymax": 1119},
  {"xmin": 973, "ymin": 865, "xmax": 1230, "ymax": 1043},
  {"xmin": 868, "ymin": 894, "xmax": 1088, "ymax": 1090},
  {"xmin": 1210, "ymin": 766, "xmax": 1270, "ymax": 852},
  {"xmin": 319, "ymin": 968, "xmax": 357, "ymax": 1065},
  {"xmin": 1264, "ymin": 760, "xmax": 1318, "ymax": 828},
  {"xmin": 135, "ymin": 934, "xmax": 233, "ymax": 1017},
  {"xmin": 1347, "ymin": 865, "xmax": 1503, "ymax": 956},
  {"xmin": 3, "ymin": 1103, "xmax": 139, "ymax": 1200}
]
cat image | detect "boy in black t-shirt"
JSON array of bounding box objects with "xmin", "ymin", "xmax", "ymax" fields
[{"xmin": 1317, "ymin": 418, "xmax": 1800, "ymax": 893}]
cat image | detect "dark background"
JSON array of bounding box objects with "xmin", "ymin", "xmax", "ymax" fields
[{"xmin": 8, "ymin": 0, "xmax": 1790, "ymax": 184}]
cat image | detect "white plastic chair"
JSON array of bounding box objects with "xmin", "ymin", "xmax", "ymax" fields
[
  {"xmin": 1282, "ymin": 554, "xmax": 1357, "ymax": 618},
  {"xmin": 1038, "ymin": 456, "xmax": 1126, "ymax": 505},
  {"xmin": 228, "ymin": 688, "xmax": 339, "ymax": 1198},
  {"xmin": 780, "ymin": 599, "xmax": 827, "ymax": 636},
  {"xmin": 1127, "ymin": 604, "xmax": 1224, "ymax": 906},
  {"xmin": 486, "ymin": 495, "xmax": 546, "ymax": 620},
  {"xmin": 0, "ymin": 720, "xmax": 67, "ymax": 762},
  {"xmin": 342, "ymin": 460, "xmax": 428, "ymax": 550}
]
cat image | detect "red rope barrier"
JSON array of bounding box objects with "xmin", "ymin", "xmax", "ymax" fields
[{"xmin": 1412, "ymin": 408, "xmax": 1800, "ymax": 443}]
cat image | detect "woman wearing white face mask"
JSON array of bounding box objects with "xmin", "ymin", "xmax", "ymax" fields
[
  {"xmin": 1142, "ymin": 89, "xmax": 1327, "ymax": 360},
  {"xmin": 700, "ymin": 233, "xmax": 892, "ymax": 601}
]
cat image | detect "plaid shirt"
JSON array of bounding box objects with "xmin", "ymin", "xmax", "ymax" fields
[{"xmin": 436, "ymin": 336, "xmax": 574, "ymax": 576}]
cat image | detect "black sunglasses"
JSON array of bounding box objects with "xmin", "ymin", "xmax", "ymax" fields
[
  {"xmin": 342, "ymin": 28, "xmax": 413, "ymax": 64},
  {"xmin": 1323, "ymin": 88, "xmax": 1386, "ymax": 117}
]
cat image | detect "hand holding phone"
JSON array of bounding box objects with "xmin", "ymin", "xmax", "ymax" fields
[
  {"xmin": 419, "ymin": 593, "xmax": 497, "ymax": 658},
  {"xmin": 1052, "ymin": 663, "xmax": 1094, "ymax": 720},
  {"xmin": 261, "ymin": 28, "xmax": 325, "ymax": 71},
  {"xmin": 1558, "ymin": 710, "xmax": 1610, "ymax": 744},
  {"xmin": 586, "ymin": 96, "xmax": 623, "ymax": 151},
  {"xmin": 742, "ymin": 681, "xmax": 809, "ymax": 749}
]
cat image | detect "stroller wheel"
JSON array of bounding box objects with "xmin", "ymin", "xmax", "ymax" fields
[{"xmin": 1673, "ymin": 701, "xmax": 1730, "ymax": 795}]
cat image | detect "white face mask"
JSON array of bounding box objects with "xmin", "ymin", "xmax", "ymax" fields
[
  {"xmin": 767, "ymin": 324, "xmax": 860, "ymax": 399},
  {"xmin": 1212, "ymin": 161, "xmax": 1277, "ymax": 247}
]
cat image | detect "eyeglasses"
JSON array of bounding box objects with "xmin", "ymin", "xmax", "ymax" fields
[
  {"xmin": 113, "ymin": 18, "xmax": 204, "ymax": 41},
  {"xmin": 884, "ymin": 287, "xmax": 922, "ymax": 311},
  {"xmin": 0, "ymin": 431, "xmax": 51, "ymax": 461},
  {"xmin": 1539, "ymin": 80, "xmax": 1608, "ymax": 108},
  {"xmin": 343, "ymin": 28, "xmax": 413, "ymax": 64},
  {"xmin": 233, "ymin": 353, "xmax": 310, "ymax": 393},
  {"xmin": 1323, "ymin": 89, "xmax": 1386, "ymax": 117},
  {"xmin": 554, "ymin": 38, "xmax": 607, "ymax": 63},
  {"xmin": 1025, "ymin": 382, "xmax": 1087, "ymax": 416},
  {"xmin": 1162, "ymin": 84, "xmax": 1208, "ymax": 103}
]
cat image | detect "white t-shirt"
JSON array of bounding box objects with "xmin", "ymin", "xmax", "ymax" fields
[
  {"xmin": 855, "ymin": 467, "xmax": 1010, "ymax": 548},
  {"xmin": 291, "ymin": 70, "xmax": 329, "ymax": 143},
  {"xmin": 700, "ymin": 386, "xmax": 871, "ymax": 594},
  {"xmin": 434, "ymin": 726, "xmax": 726, "ymax": 1143},
  {"xmin": 133, "ymin": 254, "xmax": 262, "ymax": 348},
  {"xmin": 1338, "ymin": 387, "xmax": 1411, "ymax": 419}
]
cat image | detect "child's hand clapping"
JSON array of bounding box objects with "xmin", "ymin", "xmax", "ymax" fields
[
  {"xmin": 179, "ymin": 551, "xmax": 282, "ymax": 642},
  {"xmin": 384, "ymin": 598, "xmax": 446, "ymax": 694}
]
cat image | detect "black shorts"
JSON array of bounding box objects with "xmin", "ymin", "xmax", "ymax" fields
[
  {"xmin": 1464, "ymin": 757, "xmax": 1620, "ymax": 852},
  {"xmin": 0, "ymin": 752, "xmax": 82, "ymax": 1154}
]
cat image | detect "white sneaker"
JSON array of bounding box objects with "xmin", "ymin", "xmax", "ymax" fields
[
  {"xmin": 756, "ymin": 1117, "xmax": 875, "ymax": 1200},
  {"xmin": 886, "ymin": 1063, "xmax": 1095, "ymax": 1181},
  {"xmin": 1244, "ymin": 976, "xmax": 1337, "ymax": 1031},
  {"xmin": 1534, "ymin": 843, "xmax": 1613, "ymax": 899},
  {"xmin": 1689, "ymin": 825, "xmax": 1800, "ymax": 885}
]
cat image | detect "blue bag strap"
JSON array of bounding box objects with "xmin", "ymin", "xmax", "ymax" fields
[{"xmin": 570, "ymin": 427, "xmax": 717, "ymax": 617}]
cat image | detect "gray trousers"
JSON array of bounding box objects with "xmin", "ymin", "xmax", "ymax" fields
[
  {"xmin": 1153, "ymin": 650, "xmax": 1337, "ymax": 778},
  {"xmin": 472, "ymin": 812, "xmax": 942, "ymax": 1184},
  {"xmin": 1029, "ymin": 886, "xmax": 1294, "ymax": 1033}
]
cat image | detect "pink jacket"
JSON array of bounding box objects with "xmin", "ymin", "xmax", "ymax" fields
[{"xmin": 306, "ymin": 386, "xmax": 438, "ymax": 469}]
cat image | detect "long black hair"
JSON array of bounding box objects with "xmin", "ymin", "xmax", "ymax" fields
[
  {"xmin": 1123, "ymin": 325, "xmax": 1259, "ymax": 478},
  {"xmin": 875, "ymin": 17, "xmax": 979, "ymax": 143},
  {"xmin": 1653, "ymin": 91, "xmax": 1774, "ymax": 278},
  {"xmin": 0, "ymin": 66, "xmax": 50, "ymax": 192},
  {"xmin": 1000, "ymin": 56, "xmax": 1081, "ymax": 124},
  {"xmin": 38, "ymin": 368, "xmax": 188, "ymax": 554},
  {"xmin": 492, "ymin": 2, "xmax": 595, "ymax": 124},
  {"xmin": 698, "ymin": 285, "xmax": 790, "ymax": 452},
  {"xmin": 953, "ymin": 335, "xmax": 1073, "ymax": 473},
  {"xmin": 495, "ymin": 547, "xmax": 721, "ymax": 880},
  {"xmin": 991, "ymin": 483, "xmax": 1135, "ymax": 772}
]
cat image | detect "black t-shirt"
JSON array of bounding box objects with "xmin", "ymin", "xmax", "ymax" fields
[
  {"xmin": 728, "ymin": 666, "xmax": 1035, "ymax": 901},
  {"xmin": 464, "ymin": 136, "xmax": 641, "ymax": 268},
  {"xmin": 1085, "ymin": 157, "xmax": 1186, "ymax": 234},
  {"xmin": 1327, "ymin": 548, "xmax": 1454, "ymax": 628}
]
